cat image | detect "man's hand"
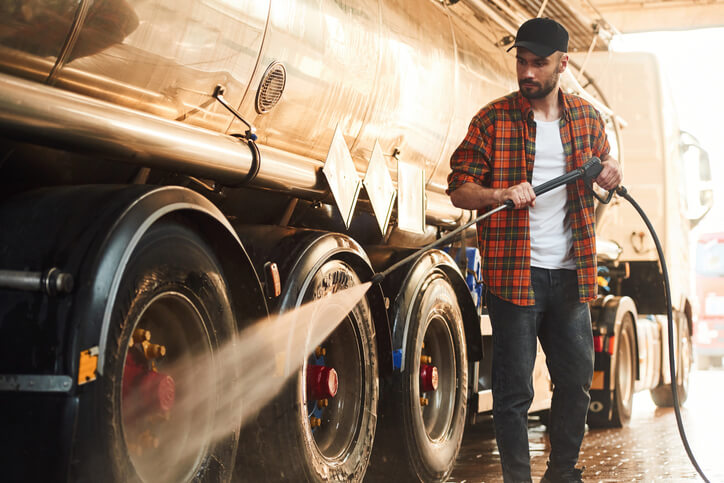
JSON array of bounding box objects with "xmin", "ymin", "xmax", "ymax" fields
[
  {"xmin": 498, "ymin": 182, "xmax": 536, "ymax": 209},
  {"xmin": 595, "ymin": 156, "xmax": 622, "ymax": 191}
]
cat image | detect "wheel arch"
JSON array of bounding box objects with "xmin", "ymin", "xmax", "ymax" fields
[
  {"xmin": 233, "ymin": 226, "xmax": 393, "ymax": 375},
  {"xmin": 73, "ymin": 186, "xmax": 268, "ymax": 376},
  {"xmin": 369, "ymin": 247, "xmax": 482, "ymax": 373}
]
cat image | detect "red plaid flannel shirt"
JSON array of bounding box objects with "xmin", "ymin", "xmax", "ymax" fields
[{"xmin": 447, "ymin": 90, "xmax": 610, "ymax": 306}]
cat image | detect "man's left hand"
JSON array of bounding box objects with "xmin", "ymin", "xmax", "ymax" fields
[{"xmin": 595, "ymin": 156, "xmax": 622, "ymax": 191}]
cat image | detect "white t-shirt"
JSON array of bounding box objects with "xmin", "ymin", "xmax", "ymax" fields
[{"xmin": 529, "ymin": 119, "xmax": 576, "ymax": 270}]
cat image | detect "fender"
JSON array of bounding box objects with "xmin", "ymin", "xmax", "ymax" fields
[
  {"xmin": 70, "ymin": 186, "xmax": 267, "ymax": 376},
  {"xmin": 368, "ymin": 247, "xmax": 483, "ymax": 372},
  {"xmin": 590, "ymin": 295, "xmax": 640, "ymax": 388},
  {"xmin": 234, "ymin": 226, "xmax": 393, "ymax": 375}
]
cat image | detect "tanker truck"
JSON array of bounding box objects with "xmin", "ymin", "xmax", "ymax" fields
[{"xmin": 0, "ymin": 1, "xmax": 709, "ymax": 482}]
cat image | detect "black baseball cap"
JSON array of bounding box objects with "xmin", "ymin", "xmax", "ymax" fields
[{"xmin": 507, "ymin": 18, "xmax": 569, "ymax": 57}]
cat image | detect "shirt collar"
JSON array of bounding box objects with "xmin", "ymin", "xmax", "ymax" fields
[{"xmin": 516, "ymin": 89, "xmax": 571, "ymax": 123}]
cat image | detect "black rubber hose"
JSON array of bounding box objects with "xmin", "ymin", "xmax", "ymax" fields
[{"xmin": 617, "ymin": 185, "xmax": 710, "ymax": 483}]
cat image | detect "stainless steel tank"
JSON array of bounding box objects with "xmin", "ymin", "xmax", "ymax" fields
[{"xmin": 0, "ymin": 1, "xmax": 528, "ymax": 227}]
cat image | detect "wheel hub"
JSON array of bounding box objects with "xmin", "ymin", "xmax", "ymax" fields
[
  {"xmin": 122, "ymin": 328, "xmax": 176, "ymax": 458},
  {"xmin": 307, "ymin": 364, "xmax": 338, "ymax": 400},
  {"xmin": 420, "ymin": 363, "xmax": 439, "ymax": 392}
]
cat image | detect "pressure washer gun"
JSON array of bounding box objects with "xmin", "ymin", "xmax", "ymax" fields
[{"xmin": 370, "ymin": 157, "xmax": 604, "ymax": 285}]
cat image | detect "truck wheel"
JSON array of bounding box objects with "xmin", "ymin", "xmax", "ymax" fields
[
  {"xmin": 609, "ymin": 314, "xmax": 636, "ymax": 427},
  {"xmin": 651, "ymin": 314, "xmax": 691, "ymax": 407},
  {"xmin": 588, "ymin": 314, "xmax": 635, "ymax": 428},
  {"xmin": 92, "ymin": 219, "xmax": 239, "ymax": 482},
  {"xmin": 369, "ymin": 273, "xmax": 467, "ymax": 482},
  {"xmin": 240, "ymin": 259, "xmax": 378, "ymax": 482}
]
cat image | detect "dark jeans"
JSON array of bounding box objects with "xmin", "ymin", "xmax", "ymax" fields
[{"xmin": 487, "ymin": 268, "xmax": 594, "ymax": 483}]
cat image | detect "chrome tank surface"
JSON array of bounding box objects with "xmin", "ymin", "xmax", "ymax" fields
[
  {"xmin": 235, "ymin": 0, "xmax": 515, "ymax": 193},
  {"xmin": 0, "ymin": 1, "xmax": 515, "ymax": 217},
  {"xmin": 0, "ymin": 0, "xmax": 269, "ymax": 132}
]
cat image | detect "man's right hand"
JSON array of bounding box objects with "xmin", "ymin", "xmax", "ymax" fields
[{"xmin": 497, "ymin": 182, "xmax": 536, "ymax": 209}]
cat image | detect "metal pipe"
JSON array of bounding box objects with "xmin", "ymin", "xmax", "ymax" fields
[
  {"xmin": 0, "ymin": 268, "xmax": 74, "ymax": 295},
  {"xmin": 0, "ymin": 73, "xmax": 255, "ymax": 185}
]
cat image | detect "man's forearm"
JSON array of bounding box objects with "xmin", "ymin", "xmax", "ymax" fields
[{"xmin": 449, "ymin": 182, "xmax": 501, "ymax": 211}]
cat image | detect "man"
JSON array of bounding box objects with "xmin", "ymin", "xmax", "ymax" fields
[{"xmin": 447, "ymin": 18, "xmax": 622, "ymax": 483}]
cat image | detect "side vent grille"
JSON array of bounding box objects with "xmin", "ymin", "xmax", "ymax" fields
[{"xmin": 255, "ymin": 62, "xmax": 286, "ymax": 114}]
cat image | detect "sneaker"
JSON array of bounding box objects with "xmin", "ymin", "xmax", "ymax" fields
[{"xmin": 540, "ymin": 462, "xmax": 584, "ymax": 483}]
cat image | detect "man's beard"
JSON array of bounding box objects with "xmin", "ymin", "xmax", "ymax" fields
[{"xmin": 519, "ymin": 71, "xmax": 559, "ymax": 99}]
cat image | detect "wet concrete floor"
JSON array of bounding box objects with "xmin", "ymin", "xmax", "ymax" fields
[{"xmin": 448, "ymin": 370, "xmax": 724, "ymax": 482}]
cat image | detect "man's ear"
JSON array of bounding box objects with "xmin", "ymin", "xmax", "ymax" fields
[{"xmin": 559, "ymin": 53, "xmax": 569, "ymax": 73}]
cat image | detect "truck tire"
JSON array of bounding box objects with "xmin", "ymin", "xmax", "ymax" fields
[
  {"xmin": 589, "ymin": 313, "xmax": 636, "ymax": 428},
  {"xmin": 239, "ymin": 259, "xmax": 378, "ymax": 482},
  {"xmin": 611, "ymin": 314, "xmax": 636, "ymax": 426},
  {"xmin": 368, "ymin": 273, "xmax": 467, "ymax": 482},
  {"xmin": 608, "ymin": 313, "xmax": 636, "ymax": 428},
  {"xmin": 651, "ymin": 314, "xmax": 691, "ymax": 407},
  {"xmin": 83, "ymin": 218, "xmax": 239, "ymax": 482}
]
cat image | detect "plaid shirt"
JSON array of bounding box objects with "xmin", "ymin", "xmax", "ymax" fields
[{"xmin": 447, "ymin": 90, "xmax": 610, "ymax": 306}]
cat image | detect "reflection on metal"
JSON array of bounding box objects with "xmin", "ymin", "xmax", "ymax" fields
[
  {"xmin": 0, "ymin": 0, "xmax": 625, "ymax": 234},
  {"xmin": 322, "ymin": 126, "xmax": 362, "ymax": 229},
  {"xmin": 397, "ymin": 161, "xmax": 426, "ymax": 234},
  {"xmin": 0, "ymin": 72, "xmax": 256, "ymax": 185},
  {"xmin": 255, "ymin": 61, "xmax": 286, "ymax": 114},
  {"xmin": 0, "ymin": 72, "xmax": 466, "ymax": 227},
  {"xmin": 47, "ymin": 0, "xmax": 92, "ymax": 84},
  {"xmin": 363, "ymin": 142, "xmax": 396, "ymax": 236}
]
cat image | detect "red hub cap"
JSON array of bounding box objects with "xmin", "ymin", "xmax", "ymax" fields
[
  {"xmin": 420, "ymin": 364, "xmax": 438, "ymax": 392},
  {"xmin": 123, "ymin": 353, "xmax": 176, "ymax": 415},
  {"xmin": 307, "ymin": 365, "xmax": 338, "ymax": 400},
  {"xmin": 140, "ymin": 372, "xmax": 176, "ymax": 412}
]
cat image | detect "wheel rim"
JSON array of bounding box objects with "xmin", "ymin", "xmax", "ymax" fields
[
  {"xmin": 121, "ymin": 292, "xmax": 214, "ymax": 482},
  {"xmin": 305, "ymin": 311, "xmax": 365, "ymax": 460},
  {"xmin": 418, "ymin": 310, "xmax": 456, "ymax": 441},
  {"xmin": 617, "ymin": 324, "xmax": 634, "ymax": 411}
]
